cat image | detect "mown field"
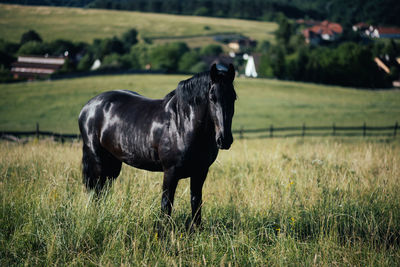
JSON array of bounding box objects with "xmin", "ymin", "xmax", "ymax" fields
[
  {"xmin": 0, "ymin": 4, "xmax": 277, "ymax": 44},
  {"xmin": 0, "ymin": 74, "xmax": 399, "ymax": 134},
  {"xmin": 1, "ymin": 137, "xmax": 399, "ymax": 265}
]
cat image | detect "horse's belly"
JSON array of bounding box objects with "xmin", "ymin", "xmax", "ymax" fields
[
  {"xmin": 119, "ymin": 146, "xmax": 163, "ymax": 172},
  {"xmin": 123, "ymin": 157, "xmax": 163, "ymax": 172}
]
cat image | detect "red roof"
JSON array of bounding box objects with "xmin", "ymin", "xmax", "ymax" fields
[
  {"xmin": 377, "ymin": 27, "xmax": 400, "ymax": 35},
  {"xmin": 353, "ymin": 22, "xmax": 370, "ymax": 29},
  {"xmin": 302, "ymin": 20, "xmax": 343, "ymax": 39}
]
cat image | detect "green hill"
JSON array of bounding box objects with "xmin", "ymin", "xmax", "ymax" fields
[
  {"xmin": 0, "ymin": 74, "xmax": 399, "ymax": 133},
  {"xmin": 0, "ymin": 4, "xmax": 277, "ymax": 44}
]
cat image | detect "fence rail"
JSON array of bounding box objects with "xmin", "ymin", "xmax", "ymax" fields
[
  {"xmin": 233, "ymin": 121, "xmax": 398, "ymax": 139},
  {"xmin": 0, "ymin": 122, "xmax": 398, "ymax": 142}
]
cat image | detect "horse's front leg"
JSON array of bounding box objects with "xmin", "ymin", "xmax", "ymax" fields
[
  {"xmin": 190, "ymin": 169, "xmax": 208, "ymax": 227},
  {"xmin": 161, "ymin": 168, "xmax": 179, "ymax": 217}
]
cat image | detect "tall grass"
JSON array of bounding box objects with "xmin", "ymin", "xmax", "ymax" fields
[{"xmin": 1, "ymin": 138, "xmax": 399, "ymax": 265}]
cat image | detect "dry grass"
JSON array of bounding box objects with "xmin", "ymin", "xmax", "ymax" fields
[
  {"xmin": 1, "ymin": 137, "xmax": 399, "ymax": 265},
  {"xmin": 0, "ymin": 4, "xmax": 277, "ymax": 43}
]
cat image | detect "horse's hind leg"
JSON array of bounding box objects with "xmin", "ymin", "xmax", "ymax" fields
[{"xmin": 82, "ymin": 144, "xmax": 122, "ymax": 193}]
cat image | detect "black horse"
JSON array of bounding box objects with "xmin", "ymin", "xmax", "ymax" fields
[{"xmin": 78, "ymin": 64, "xmax": 236, "ymax": 225}]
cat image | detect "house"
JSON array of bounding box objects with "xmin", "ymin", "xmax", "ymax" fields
[
  {"xmin": 11, "ymin": 55, "xmax": 65, "ymax": 79},
  {"xmin": 228, "ymin": 38, "xmax": 257, "ymax": 52},
  {"xmin": 302, "ymin": 20, "xmax": 343, "ymax": 45},
  {"xmin": 368, "ymin": 26, "xmax": 400, "ymax": 39},
  {"xmin": 353, "ymin": 23, "xmax": 400, "ymax": 39},
  {"xmin": 352, "ymin": 22, "xmax": 370, "ymax": 32}
]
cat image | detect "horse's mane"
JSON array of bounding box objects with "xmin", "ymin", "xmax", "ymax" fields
[{"xmin": 164, "ymin": 71, "xmax": 211, "ymax": 106}]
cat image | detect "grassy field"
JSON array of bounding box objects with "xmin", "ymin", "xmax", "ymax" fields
[
  {"xmin": 0, "ymin": 138, "xmax": 399, "ymax": 265},
  {"xmin": 0, "ymin": 74, "xmax": 399, "ymax": 134},
  {"xmin": 0, "ymin": 4, "xmax": 277, "ymax": 44}
]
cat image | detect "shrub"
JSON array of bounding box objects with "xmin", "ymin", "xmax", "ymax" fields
[
  {"xmin": 17, "ymin": 41, "xmax": 49, "ymax": 56},
  {"xmin": 20, "ymin": 30, "xmax": 42, "ymax": 45},
  {"xmin": 200, "ymin": 44, "xmax": 223, "ymax": 57},
  {"xmin": 149, "ymin": 42, "xmax": 189, "ymax": 72},
  {"xmin": 178, "ymin": 50, "xmax": 201, "ymax": 72}
]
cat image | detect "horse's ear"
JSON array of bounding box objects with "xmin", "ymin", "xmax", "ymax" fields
[
  {"xmin": 210, "ymin": 64, "xmax": 218, "ymax": 83},
  {"xmin": 227, "ymin": 64, "xmax": 235, "ymax": 83}
]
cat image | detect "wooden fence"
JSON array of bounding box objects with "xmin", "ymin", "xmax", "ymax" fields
[
  {"xmin": 234, "ymin": 121, "xmax": 398, "ymax": 139},
  {"xmin": 0, "ymin": 122, "xmax": 398, "ymax": 142}
]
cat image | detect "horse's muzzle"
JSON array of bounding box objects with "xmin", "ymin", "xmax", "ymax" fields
[{"xmin": 216, "ymin": 134, "xmax": 233, "ymax": 150}]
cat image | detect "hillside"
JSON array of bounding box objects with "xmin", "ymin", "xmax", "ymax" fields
[
  {"xmin": 3, "ymin": 0, "xmax": 399, "ymax": 27},
  {"xmin": 0, "ymin": 4, "xmax": 277, "ymax": 44},
  {"xmin": 0, "ymin": 74, "xmax": 399, "ymax": 133}
]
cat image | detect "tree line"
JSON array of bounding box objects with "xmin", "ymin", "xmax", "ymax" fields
[
  {"xmin": 0, "ymin": 29, "xmax": 225, "ymax": 82},
  {"xmin": 254, "ymin": 15, "xmax": 399, "ymax": 88}
]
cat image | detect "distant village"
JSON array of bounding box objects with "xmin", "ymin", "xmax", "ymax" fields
[{"xmin": 9, "ymin": 20, "xmax": 400, "ymax": 88}]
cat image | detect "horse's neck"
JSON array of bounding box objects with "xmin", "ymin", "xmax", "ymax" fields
[{"xmin": 174, "ymin": 97, "xmax": 213, "ymax": 139}]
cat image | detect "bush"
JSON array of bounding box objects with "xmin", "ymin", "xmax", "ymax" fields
[
  {"xmin": 20, "ymin": 30, "xmax": 42, "ymax": 45},
  {"xmin": 149, "ymin": 42, "xmax": 189, "ymax": 72},
  {"xmin": 77, "ymin": 53, "xmax": 94, "ymax": 71},
  {"xmin": 121, "ymin": 29, "xmax": 138, "ymax": 50},
  {"xmin": 17, "ymin": 41, "xmax": 49, "ymax": 56},
  {"xmin": 189, "ymin": 62, "xmax": 208, "ymax": 73},
  {"xmin": 91, "ymin": 37, "xmax": 125, "ymax": 60},
  {"xmin": 101, "ymin": 53, "xmax": 130, "ymax": 70},
  {"xmin": 0, "ymin": 64, "xmax": 13, "ymax": 83},
  {"xmin": 129, "ymin": 43, "xmax": 151, "ymax": 69},
  {"xmin": 178, "ymin": 50, "xmax": 201, "ymax": 72},
  {"xmin": 200, "ymin": 44, "xmax": 223, "ymax": 57},
  {"xmin": 0, "ymin": 48, "xmax": 16, "ymax": 68}
]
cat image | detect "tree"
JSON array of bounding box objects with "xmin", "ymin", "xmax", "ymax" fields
[
  {"xmin": 20, "ymin": 30, "xmax": 42, "ymax": 45},
  {"xmin": 178, "ymin": 50, "xmax": 201, "ymax": 72},
  {"xmin": 121, "ymin": 29, "xmax": 138, "ymax": 51},
  {"xmin": 101, "ymin": 53, "xmax": 130, "ymax": 70},
  {"xmin": 77, "ymin": 53, "xmax": 94, "ymax": 71},
  {"xmin": 90, "ymin": 37, "xmax": 125, "ymax": 60},
  {"xmin": 269, "ymin": 45, "xmax": 286, "ymax": 78},
  {"xmin": 130, "ymin": 43, "xmax": 151, "ymax": 69},
  {"xmin": 149, "ymin": 42, "xmax": 189, "ymax": 72},
  {"xmin": 17, "ymin": 41, "xmax": 49, "ymax": 56},
  {"xmin": 200, "ymin": 44, "xmax": 223, "ymax": 57},
  {"xmin": 48, "ymin": 39, "xmax": 81, "ymax": 57},
  {"xmin": 274, "ymin": 14, "xmax": 293, "ymax": 49},
  {"xmin": 257, "ymin": 54, "xmax": 274, "ymax": 78}
]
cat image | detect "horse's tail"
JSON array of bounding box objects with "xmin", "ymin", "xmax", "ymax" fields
[
  {"xmin": 82, "ymin": 144, "xmax": 100, "ymax": 190},
  {"xmin": 79, "ymin": 104, "xmax": 104, "ymax": 192}
]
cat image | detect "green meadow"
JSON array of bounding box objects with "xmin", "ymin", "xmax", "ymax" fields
[
  {"xmin": 1, "ymin": 138, "xmax": 399, "ymax": 265},
  {"xmin": 0, "ymin": 4, "xmax": 277, "ymax": 44},
  {"xmin": 0, "ymin": 74, "xmax": 399, "ymax": 133}
]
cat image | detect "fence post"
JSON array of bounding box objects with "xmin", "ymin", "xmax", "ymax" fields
[
  {"xmin": 332, "ymin": 123, "xmax": 336, "ymax": 136},
  {"xmin": 239, "ymin": 126, "xmax": 244, "ymax": 139},
  {"xmin": 363, "ymin": 122, "xmax": 366, "ymax": 137},
  {"xmin": 302, "ymin": 123, "xmax": 306, "ymax": 137},
  {"xmin": 394, "ymin": 121, "xmax": 398, "ymax": 138},
  {"xmin": 36, "ymin": 122, "xmax": 39, "ymax": 139},
  {"xmin": 270, "ymin": 124, "xmax": 274, "ymax": 138}
]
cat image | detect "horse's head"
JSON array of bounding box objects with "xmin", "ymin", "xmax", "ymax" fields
[{"xmin": 208, "ymin": 63, "xmax": 236, "ymax": 150}]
